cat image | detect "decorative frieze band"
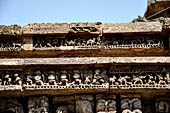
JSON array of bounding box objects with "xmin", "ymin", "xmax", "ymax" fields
[{"xmin": 0, "ymin": 69, "xmax": 169, "ymax": 91}]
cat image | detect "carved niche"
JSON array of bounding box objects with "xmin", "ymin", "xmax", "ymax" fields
[
  {"xmin": 156, "ymin": 97, "xmax": 170, "ymax": 113},
  {"xmin": 75, "ymin": 95, "xmax": 94, "ymax": 113},
  {"xmin": 0, "ymin": 98, "xmax": 24, "ymax": 113},
  {"xmin": 121, "ymin": 95, "xmax": 142, "ymax": 113},
  {"xmin": 0, "ymin": 37, "xmax": 21, "ymax": 51},
  {"xmin": 28, "ymin": 96, "xmax": 49, "ymax": 113},
  {"xmin": 96, "ymin": 94, "xmax": 116, "ymax": 113},
  {"xmin": 53, "ymin": 95, "xmax": 75, "ymax": 113}
]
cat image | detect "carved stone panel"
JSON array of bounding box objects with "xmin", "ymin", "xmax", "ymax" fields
[
  {"xmin": 0, "ymin": 98, "xmax": 24, "ymax": 113},
  {"xmin": 96, "ymin": 94, "xmax": 116, "ymax": 113},
  {"xmin": 121, "ymin": 95, "xmax": 142, "ymax": 113},
  {"xmin": 0, "ymin": 37, "xmax": 22, "ymax": 51},
  {"xmin": 75, "ymin": 95, "xmax": 94, "ymax": 113},
  {"xmin": 33, "ymin": 35, "xmax": 163, "ymax": 50},
  {"xmin": 53, "ymin": 95, "xmax": 75, "ymax": 113},
  {"xmin": 28, "ymin": 96, "xmax": 49, "ymax": 113},
  {"xmin": 156, "ymin": 97, "xmax": 170, "ymax": 113}
]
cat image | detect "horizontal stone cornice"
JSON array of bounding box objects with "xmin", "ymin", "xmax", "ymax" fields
[{"xmin": 1, "ymin": 57, "xmax": 170, "ymax": 65}]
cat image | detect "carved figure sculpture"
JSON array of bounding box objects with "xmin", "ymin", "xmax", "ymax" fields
[
  {"xmin": 86, "ymin": 38, "xmax": 96, "ymax": 46},
  {"xmin": 6, "ymin": 99, "xmax": 24, "ymax": 113},
  {"xmin": 34, "ymin": 71, "xmax": 44, "ymax": 85},
  {"xmin": 96, "ymin": 99, "xmax": 106, "ymax": 112},
  {"xmin": 121, "ymin": 98, "xmax": 141, "ymax": 112},
  {"xmin": 60, "ymin": 70, "xmax": 68, "ymax": 85},
  {"xmin": 157, "ymin": 74, "xmax": 166, "ymax": 85},
  {"xmin": 4, "ymin": 72, "xmax": 12, "ymax": 85},
  {"xmin": 25, "ymin": 71, "xmax": 33, "ymax": 85},
  {"xmin": 48, "ymin": 71, "xmax": 57, "ymax": 85},
  {"xmin": 28, "ymin": 96, "xmax": 49, "ymax": 113},
  {"xmin": 56, "ymin": 106, "xmax": 68, "ymax": 113},
  {"xmin": 65, "ymin": 39, "xmax": 76, "ymax": 46},
  {"xmin": 28, "ymin": 97, "xmax": 37, "ymax": 113},
  {"xmin": 157, "ymin": 101, "xmax": 169, "ymax": 113},
  {"xmin": 132, "ymin": 109, "xmax": 142, "ymax": 113},
  {"xmin": 39, "ymin": 96, "xmax": 49, "ymax": 113},
  {"xmin": 147, "ymin": 74, "xmax": 156, "ymax": 85},
  {"xmin": 133, "ymin": 76, "xmax": 143, "ymax": 85},
  {"xmin": 96, "ymin": 99, "xmax": 116, "ymax": 113},
  {"xmin": 84, "ymin": 76, "xmax": 92, "ymax": 84},
  {"xmin": 122, "ymin": 109, "xmax": 132, "ymax": 113},
  {"xmin": 72, "ymin": 70, "xmax": 81, "ymax": 85},
  {"xmin": 0, "ymin": 79, "xmax": 2, "ymax": 85},
  {"xmin": 107, "ymin": 100, "xmax": 117, "ymax": 112},
  {"xmin": 13, "ymin": 72, "xmax": 22, "ymax": 85},
  {"xmin": 109, "ymin": 75, "xmax": 117, "ymax": 85},
  {"xmin": 118, "ymin": 76, "xmax": 131, "ymax": 85}
]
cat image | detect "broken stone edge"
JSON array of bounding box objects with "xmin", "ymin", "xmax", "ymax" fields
[{"xmin": 0, "ymin": 22, "xmax": 165, "ymax": 36}]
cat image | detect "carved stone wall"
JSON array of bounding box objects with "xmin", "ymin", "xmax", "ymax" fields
[{"xmin": 0, "ymin": 68, "xmax": 170, "ymax": 91}]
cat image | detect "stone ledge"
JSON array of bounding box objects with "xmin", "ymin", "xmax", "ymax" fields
[
  {"xmin": 0, "ymin": 22, "xmax": 164, "ymax": 36},
  {"xmin": 1, "ymin": 57, "xmax": 170, "ymax": 65},
  {"xmin": 102, "ymin": 22, "xmax": 162, "ymax": 34},
  {"xmin": 0, "ymin": 25, "xmax": 22, "ymax": 35}
]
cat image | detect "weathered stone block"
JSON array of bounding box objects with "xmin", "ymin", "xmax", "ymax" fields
[{"xmin": 102, "ymin": 22, "xmax": 162, "ymax": 34}]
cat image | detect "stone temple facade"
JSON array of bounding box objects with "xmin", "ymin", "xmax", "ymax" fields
[{"xmin": 1, "ymin": 0, "xmax": 170, "ymax": 113}]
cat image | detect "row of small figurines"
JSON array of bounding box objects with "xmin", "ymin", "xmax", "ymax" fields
[
  {"xmin": 33, "ymin": 37, "xmax": 163, "ymax": 48},
  {"xmin": 0, "ymin": 72, "xmax": 169, "ymax": 86}
]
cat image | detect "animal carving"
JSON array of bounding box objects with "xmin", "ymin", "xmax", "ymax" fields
[{"xmin": 86, "ymin": 38, "xmax": 96, "ymax": 46}]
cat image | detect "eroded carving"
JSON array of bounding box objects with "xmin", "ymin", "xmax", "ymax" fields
[
  {"xmin": 121, "ymin": 98, "xmax": 142, "ymax": 112},
  {"xmin": 0, "ymin": 98, "xmax": 24, "ymax": 113},
  {"xmin": 33, "ymin": 35, "xmax": 163, "ymax": 50},
  {"xmin": 28, "ymin": 96, "xmax": 49, "ymax": 113},
  {"xmin": 0, "ymin": 69, "xmax": 170, "ymax": 90},
  {"xmin": 75, "ymin": 95, "xmax": 94, "ymax": 113},
  {"xmin": 156, "ymin": 97, "xmax": 170, "ymax": 113},
  {"xmin": 0, "ymin": 38, "xmax": 21, "ymax": 51}
]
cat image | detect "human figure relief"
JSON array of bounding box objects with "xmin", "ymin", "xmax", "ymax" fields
[
  {"xmin": 34, "ymin": 71, "xmax": 44, "ymax": 85},
  {"xmin": 48, "ymin": 71, "xmax": 57, "ymax": 85},
  {"xmin": 13, "ymin": 72, "xmax": 22, "ymax": 85},
  {"xmin": 72, "ymin": 70, "xmax": 81, "ymax": 85},
  {"xmin": 4, "ymin": 72, "xmax": 12, "ymax": 85},
  {"xmin": 60, "ymin": 70, "xmax": 68, "ymax": 85}
]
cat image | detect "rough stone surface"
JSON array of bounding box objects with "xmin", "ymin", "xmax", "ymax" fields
[
  {"xmin": 103, "ymin": 22, "xmax": 162, "ymax": 33},
  {"xmin": 0, "ymin": 21, "xmax": 165, "ymax": 36},
  {"xmin": 145, "ymin": 0, "xmax": 170, "ymax": 19},
  {"xmin": 23, "ymin": 23, "xmax": 70, "ymax": 34},
  {"xmin": 0, "ymin": 25, "xmax": 22, "ymax": 35},
  {"xmin": 76, "ymin": 100, "xmax": 93, "ymax": 113}
]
